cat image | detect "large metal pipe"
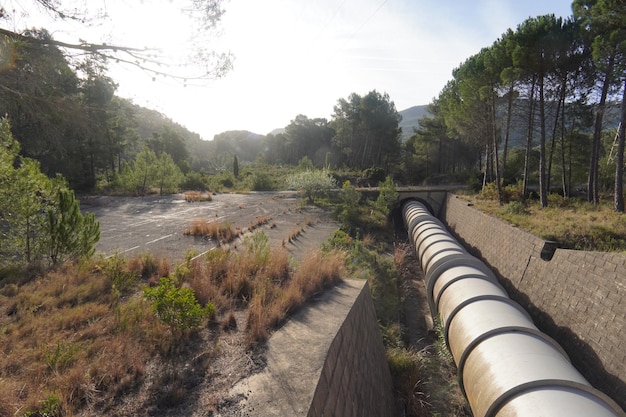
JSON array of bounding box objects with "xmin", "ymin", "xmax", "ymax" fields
[{"xmin": 401, "ymin": 199, "xmax": 626, "ymax": 417}]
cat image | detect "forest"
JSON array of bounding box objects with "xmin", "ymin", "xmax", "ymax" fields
[{"xmin": 1, "ymin": 0, "xmax": 626, "ymax": 266}]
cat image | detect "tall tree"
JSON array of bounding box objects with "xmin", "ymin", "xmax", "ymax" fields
[
  {"xmin": 0, "ymin": 118, "xmax": 99, "ymax": 266},
  {"xmin": 284, "ymin": 115, "xmax": 335, "ymax": 167},
  {"xmin": 574, "ymin": 0, "xmax": 623, "ymax": 205},
  {"xmin": 331, "ymin": 90, "xmax": 402, "ymax": 171},
  {"xmin": 511, "ymin": 15, "xmax": 570, "ymax": 207}
]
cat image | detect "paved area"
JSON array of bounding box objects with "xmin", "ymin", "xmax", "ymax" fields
[{"xmin": 81, "ymin": 192, "xmax": 338, "ymax": 263}]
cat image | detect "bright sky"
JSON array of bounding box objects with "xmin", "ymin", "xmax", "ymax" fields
[{"xmin": 11, "ymin": 0, "xmax": 574, "ymax": 140}]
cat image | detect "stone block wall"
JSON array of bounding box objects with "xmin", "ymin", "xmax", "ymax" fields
[
  {"xmin": 441, "ymin": 194, "xmax": 626, "ymax": 410},
  {"xmin": 308, "ymin": 281, "xmax": 396, "ymax": 417}
]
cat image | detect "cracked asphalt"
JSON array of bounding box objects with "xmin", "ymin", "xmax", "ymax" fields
[{"xmin": 81, "ymin": 192, "xmax": 338, "ymax": 263}]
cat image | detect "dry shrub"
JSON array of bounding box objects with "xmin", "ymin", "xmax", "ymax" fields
[
  {"xmin": 188, "ymin": 261, "xmax": 222, "ymax": 309},
  {"xmin": 188, "ymin": 220, "xmax": 238, "ymax": 244},
  {"xmin": 184, "ymin": 191, "xmax": 212, "ymax": 202},
  {"xmin": 185, "ymin": 219, "xmax": 211, "ymax": 236},
  {"xmin": 222, "ymin": 310, "xmax": 238, "ymax": 331},
  {"xmin": 203, "ymin": 249, "xmax": 230, "ymax": 283},
  {"xmin": 221, "ymin": 266, "xmax": 254, "ymax": 301},
  {"xmin": 393, "ymin": 243, "xmax": 409, "ymax": 270},
  {"xmin": 127, "ymin": 253, "xmax": 165, "ymax": 280},
  {"xmin": 245, "ymin": 280, "xmax": 272, "ymax": 346},
  {"xmin": 245, "ymin": 250, "xmax": 345, "ymax": 348},
  {"xmin": 158, "ymin": 257, "xmax": 171, "ymax": 278},
  {"xmin": 56, "ymin": 302, "xmax": 109, "ymax": 331},
  {"xmin": 387, "ymin": 346, "xmax": 431, "ymax": 416},
  {"xmin": 291, "ymin": 251, "xmax": 345, "ymax": 296},
  {"xmin": 265, "ymin": 248, "xmax": 290, "ymax": 285},
  {"xmin": 362, "ymin": 233, "xmax": 375, "ymax": 247},
  {"xmin": 288, "ymin": 226, "xmax": 305, "ymax": 242}
]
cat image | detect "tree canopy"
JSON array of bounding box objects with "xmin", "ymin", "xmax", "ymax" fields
[
  {"xmin": 409, "ymin": 2, "xmax": 626, "ymax": 211},
  {"xmin": 0, "ymin": 0, "xmax": 232, "ymax": 83}
]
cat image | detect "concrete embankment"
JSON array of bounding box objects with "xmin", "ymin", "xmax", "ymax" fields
[
  {"xmin": 441, "ymin": 194, "xmax": 626, "ymax": 410},
  {"xmin": 228, "ymin": 279, "xmax": 396, "ymax": 416}
]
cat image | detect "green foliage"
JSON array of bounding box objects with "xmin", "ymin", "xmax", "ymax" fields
[
  {"xmin": 181, "ymin": 171, "xmax": 208, "ymax": 191},
  {"xmin": 210, "ymin": 171, "xmax": 235, "ymax": 190},
  {"xmin": 480, "ymin": 181, "xmax": 523, "ymax": 203},
  {"xmin": 502, "ymin": 201, "xmax": 528, "ymax": 215},
  {"xmin": 251, "ymin": 172, "xmax": 274, "ymax": 191},
  {"xmin": 115, "ymin": 148, "xmax": 183, "ymax": 195},
  {"xmin": 155, "ymin": 152, "xmax": 184, "ymax": 195},
  {"xmin": 364, "ymin": 166, "xmax": 387, "ymax": 184},
  {"xmin": 323, "ymin": 230, "xmax": 354, "ymax": 251},
  {"xmin": 297, "ymin": 156, "xmax": 315, "ymax": 171},
  {"xmin": 23, "ymin": 394, "xmax": 61, "ymax": 417},
  {"xmin": 45, "ymin": 189, "xmax": 100, "ymax": 264},
  {"xmin": 286, "ymin": 169, "xmax": 337, "ymax": 203},
  {"xmin": 1, "ymin": 118, "xmax": 99, "ymax": 267},
  {"xmin": 43, "ymin": 341, "xmax": 81, "ymax": 373},
  {"xmin": 330, "ymin": 90, "xmax": 402, "ymax": 170},
  {"xmin": 243, "ymin": 231, "xmax": 271, "ymax": 266},
  {"xmin": 101, "ymin": 254, "xmax": 139, "ymax": 298},
  {"xmin": 336, "ymin": 181, "xmax": 362, "ymax": 225},
  {"xmin": 144, "ymin": 276, "xmax": 214, "ymax": 331},
  {"xmin": 375, "ymin": 176, "xmax": 398, "ymax": 215},
  {"xmin": 233, "ymin": 154, "xmax": 239, "ymax": 178}
]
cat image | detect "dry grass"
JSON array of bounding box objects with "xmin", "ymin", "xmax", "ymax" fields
[
  {"xmin": 0, "ymin": 264, "xmax": 171, "ymax": 415},
  {"xmin": 467, "ymin": 194, "xmax": 626, "ymax": 251},
  {"xmin": 184, "ymin": 220, "xmax": 238, "ymax": 245},
  {"xmin": 184, "ymin": 216, "xmax": 274, "ymax": 246},
  {"xmin": 0, "ymin": 229, "xmax": 344, "ymax": 416},
  {"xmin": 287, "ymin": 226, "xmax": 305, "ymax": 242},
  {"xmin": 184, "ymin": 191, "xmax": 212, "ymax": 202}
]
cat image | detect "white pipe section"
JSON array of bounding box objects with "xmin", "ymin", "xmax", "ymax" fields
[{"xmin": 402, "ymin": 199, "xmax": 625, "ymax": 417}]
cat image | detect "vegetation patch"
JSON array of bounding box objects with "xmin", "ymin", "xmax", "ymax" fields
[
  {"xmin": 0, "ymin": 228, "xmax": 346, "ymax": 415},
  {"xmin": 184, "ymin": 191, "xmax": 213, "ymax": 202},
  {"xmin": 469, "ymin": 191, "xmax": 626, "ymax": 252}
]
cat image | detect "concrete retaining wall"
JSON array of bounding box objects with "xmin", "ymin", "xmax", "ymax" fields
[
  {"xmin": 230, "ymin": 279, "xmax": 395, "ymax": 416},
  {"xmin": 441, "ymin": 194, "xmax": 626, "ymax": 410},
  {"xmin": 308, "ymin": 280, "xmax": 396, "ymax": 417}
]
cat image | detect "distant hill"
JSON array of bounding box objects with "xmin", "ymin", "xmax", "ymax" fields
[{"xmin": 398, "ymin": 105, "xmax": 431, "ymax": 141}]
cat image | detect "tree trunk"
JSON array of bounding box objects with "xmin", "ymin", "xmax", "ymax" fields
[
  {"xmin": 614, "ymin": 79, "xmax": 626, "ymax": 212},
  {"xmin": 547, "ymin": 78, "xmax": 565, "ymax": 193},
  {"xmin": 523, "ymin": 76, "xmax": 537, "ymax": 200},
  {"xmin": 491, "ymin": 90, "xmax": 502, "ymax": 205},
  {"xmin": 502, "ymin": 84, "xmax": 514, "ymax": 181},
  {"xmin": 560, "ymin": 96, "xmax": 568, "ymax": 197},
  {"xmin": 538, "ymin": 72, "xmax": 548, "ymax": 208},
  {"xmin": 589, "ymin": 61, "xmax": 613, "ymax": 204}
]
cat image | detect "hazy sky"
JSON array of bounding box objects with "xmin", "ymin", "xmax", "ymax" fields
[{"xmin": 12, "ymin": 0, "xmax": 574, "ymax": 140}]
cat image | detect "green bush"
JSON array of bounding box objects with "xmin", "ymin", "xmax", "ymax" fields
[
  {"xmin": 375, "ymin": 176, "xmax": 398, "ymax": 215},
  {"xmin": 286, "ymin": 169, "xmax": 337, "ymax": 203},
  {"xmin": 364, "ymin": 166, "xmax": 386, "ymax": 184},
  {"xmin": 337, "ymin": 181, "xmax": 362, "ymax": 225},
  {"xmin": 45, "ymin": 189, "xmax": 100, "ymax": 265},
  {"xmin": 101, "ymin": 254, "xmax": 139, "ymax": 298},
  {"xmin": 144, "ymin": 276, "xmax": 214, "ymax": 331},
  {"xmin": 502, "ymin": 201, "xmax": 528, "ymax": 215},
  {"xmin": 181, "ymin": 171, "xmax": 208, "ymax": 191},
  {"xmin": 251, "ymin": 172, "xmax": 274, "ymax": 191}
]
